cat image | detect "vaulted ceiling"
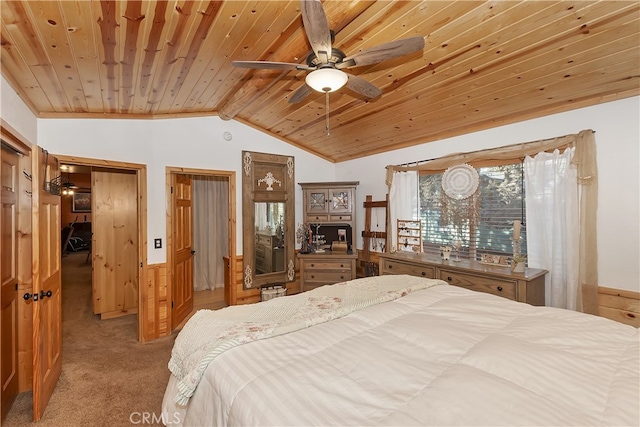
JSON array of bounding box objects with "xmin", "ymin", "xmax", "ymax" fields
[{"xmin": 1, "ymin": 1, "xmax": 639, "ymax": 162}]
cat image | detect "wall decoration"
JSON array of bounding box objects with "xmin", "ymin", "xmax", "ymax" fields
[
  {"xmin": 440, "ymin": 163, "xmax": 480, "ymax": 237},
  {"xmin": 442, "ymin": 163, "xmax": 479, "ymax": 200},
  {"xmin": 72, "ymin": 192, "xmax": 91, "ymax": 212}
]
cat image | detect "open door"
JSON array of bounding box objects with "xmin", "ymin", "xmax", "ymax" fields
[
  {"xmin": 32, "ymin": 148, "xmax": 62, "ymax": 421},
  {"xmin": 1, "ymin": 145, "xmax": 19, "ymax": 422},
  {"xmin": 171, "ymin": 174, "xmax": 194, "ymax": 329},
  {"xmin": 92, "ymin": 170, "xmax": 138, "ymax": 319}
]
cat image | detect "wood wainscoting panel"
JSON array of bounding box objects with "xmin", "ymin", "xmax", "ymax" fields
[
  {"xmin": 226, "ymin": 255, "xmax": 300, "ymax": 305},
  {"xmin": 144, "ymin": 263, "xmax": 170, "ymax": 341},
  {"xmin": 598, "ymin": 287, "xmax": 639, "ymax": 327}
]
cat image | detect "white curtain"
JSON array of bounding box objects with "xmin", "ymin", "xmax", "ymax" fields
[
  {"xmin": 193, "ymin": 176, "xmax": 229, "ymax": 291},
  {"xmin": 524, "ymin": 148, "xmax": 579, "ymax": 309},
  {"xmin": 389, "ymin": 170, "xmax": 419, "ymax": 253}
]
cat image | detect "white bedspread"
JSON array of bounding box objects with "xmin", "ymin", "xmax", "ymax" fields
[{"xmin": 162, "ymin": 275, "xmax": 639, "ymax": 426}]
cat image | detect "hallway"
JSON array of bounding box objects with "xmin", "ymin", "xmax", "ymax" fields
[{"xmin": 5, "ymin": 252, "xmax": 176, "ymax": 426}]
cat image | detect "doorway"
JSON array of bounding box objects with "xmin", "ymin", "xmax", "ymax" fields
[
  {"xmin": 166, "ymin": 167, "xmax": 236, "ymax": 331},
  {"xmin": 55, "ymin": 155, "xmax": 146, "ymax": 340}
]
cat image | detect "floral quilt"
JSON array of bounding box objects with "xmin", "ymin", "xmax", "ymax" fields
[{"xmin": 168, "ymin": 274, "xmax": 443, "ymax": 405}]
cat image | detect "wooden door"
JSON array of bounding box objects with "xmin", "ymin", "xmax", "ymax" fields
[
  {"xmin": 1, "ymin": 145, "xmax": 19, "ymax": 421},
  {"xmin": 92, "ymin": 171, "xmax": 138, "ymax": 319},
  {"xmin": 32, "ymin": 148, "xmax": 62, "ymax": 421},
  {"xmin": 172, "ymin": 174, "xmax": 193, "ymax": 329}
]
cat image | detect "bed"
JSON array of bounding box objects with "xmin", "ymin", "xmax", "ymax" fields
[{"xmin": 162, "ymin": 275, "xmax": 639, "ymax": 426}]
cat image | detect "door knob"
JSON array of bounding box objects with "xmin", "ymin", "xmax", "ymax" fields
[
  {"xmin": 191, "ymin": 250, "xmax": 196, "ymax": 255},
  {"xmin": 23, "ymin": 290, "xmax": 51, "ymax": 301}
]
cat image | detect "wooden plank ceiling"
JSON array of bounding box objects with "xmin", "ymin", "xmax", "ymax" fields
[{"xmin": 1, "ymin": 1, "xmax": 639, "ymax": 162}]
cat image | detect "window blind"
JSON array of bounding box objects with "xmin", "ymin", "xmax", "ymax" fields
[{"xmin": 419, "ymin": 163, "xmax": 526, "ymax": 262}]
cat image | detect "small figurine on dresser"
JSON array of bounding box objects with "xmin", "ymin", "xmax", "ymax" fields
[{"xmin": 440, "ymin": 246, "xmax": 452, "ymax": 261}]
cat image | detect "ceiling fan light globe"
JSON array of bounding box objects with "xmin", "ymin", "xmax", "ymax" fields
[{"xmin": 305, "ymin": 68, "xmax": 348, "ymax": 93}]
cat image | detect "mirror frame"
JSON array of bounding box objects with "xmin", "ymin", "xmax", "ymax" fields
[{"xmin": 242, "ymin": 151, "xmax": 295, "ymax": 289}]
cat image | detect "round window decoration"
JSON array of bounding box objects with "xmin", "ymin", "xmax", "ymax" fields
[{"xmin": 441, "ymin": 163, "xmax": 479, "ymax": 200}]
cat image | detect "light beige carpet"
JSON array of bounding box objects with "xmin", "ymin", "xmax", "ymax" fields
[{"xmin": 4, "ymin": 252, "xmax": 177, "ymax": 427}]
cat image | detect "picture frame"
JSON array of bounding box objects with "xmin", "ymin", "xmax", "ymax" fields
[
  {"xmin": 72, "ymin": 192, "xmax": 91, "ymax": 213},
  {"xmin": 479, "ymin": 253, "xmax": 508, "ymax": 266}
]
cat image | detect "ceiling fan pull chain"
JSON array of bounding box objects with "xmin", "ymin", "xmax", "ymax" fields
[{"xmin": 325, "ymin": 91, "xmax": 330, "ymax": 137}]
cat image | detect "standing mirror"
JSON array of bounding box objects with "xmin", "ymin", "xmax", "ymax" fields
[{"xmin": 242, "ymin": 151, "xmax": 295, "ymax": 289}]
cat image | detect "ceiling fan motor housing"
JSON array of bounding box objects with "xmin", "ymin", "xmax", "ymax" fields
[{"xmin": 306, "ymin": 48, "xmax": 346, "ymax": 67}]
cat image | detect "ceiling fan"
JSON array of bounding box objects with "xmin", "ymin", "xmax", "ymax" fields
[{"xmin": 232, "ymin": 0, "xmax": 425, "ymax": 105}]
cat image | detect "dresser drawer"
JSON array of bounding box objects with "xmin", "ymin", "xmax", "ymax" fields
[
  {"xmin": 329, "ymin": 214, "xmax": 351, "ymax": 222},
  {"xmin": 380, "ymin": 258, "xmax": 435, "ymax": 278},
  {"xmin": 306, "ymin": 214, "xmax": 329, "ymax": 222},
  {"xmin": 304, "ymin": 260, "xmax": 352, "ymax": 271},
  {"xmin": 299, "ymin": 255, "xmax": 356, "ymax": 292},
  {"xmin": 304, "ymin": 270, "xmax": 351, "ymax": 283},
  {"xmin": 439, "ymin": 270, "xmax": 516, "ymax": 300}
]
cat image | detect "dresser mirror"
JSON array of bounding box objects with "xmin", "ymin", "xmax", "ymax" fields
[{"xmin": 242, "ymin": 151, "xmax": 295, "ymax": 289}]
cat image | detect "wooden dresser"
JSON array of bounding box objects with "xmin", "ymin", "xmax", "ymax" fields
[
  {"xmin": 298, "ymin": 181, "xmax": 359, "ymax": 292},
  {"xmin": 298, "ymin": 252, "xmax": 358, "ymax": 292},
  {"xmin": 379, "ymin": 252, "xmax": 547, "ymax": 305}
]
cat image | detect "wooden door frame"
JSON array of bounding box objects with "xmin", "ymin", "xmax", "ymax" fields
[
  {"xmin": 166, "ymin": 167, "xmax": 236, "ymax": 332},
  {"xmin": 54, "ymin": 155, "xmax": 148, "ymax": 341}
]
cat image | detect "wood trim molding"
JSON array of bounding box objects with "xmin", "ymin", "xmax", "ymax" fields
[
  {"xmin": 0, "ymin": 119, "xmax": 33, "ymax": 154},
  {"xmin": 53, "ymin": 155, "xmax": 145, "ymax": 169},
  {"xmin": 54, "ymin": 154, "xmax": 149, "ymax": 341}
]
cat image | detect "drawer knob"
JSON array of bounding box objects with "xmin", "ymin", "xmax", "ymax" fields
[
  {"xmin": 497, "ymin": 286, "xmax": 503, "ymax": 292},
  {"xmin": 340, "ymin": 264, "xmax": 344, "ymax": 268},
  {"xmin": 340, "ymin": 276, "xmax": 344, "ymax": 280},
  {"xmin": 311, "ymin": 264, "xmax": 315, "ymax": 267},
  {"xmin": 421, "ymin": 271, "xmax": 426, "ymax": 276},
  {"xmin": 389, "ymin": 265, "xmax": 393, "ymax": 269},
  {"xmin": 339, "ymin": 216, "xmax": 342, "ymax": 219},
  {"xmin": 447, "ymin": 276, "xmax": 453, "ymax": 281},
  {"xmin": 311, "ymin": 275, "xmax": 315, "ymax": 279}
]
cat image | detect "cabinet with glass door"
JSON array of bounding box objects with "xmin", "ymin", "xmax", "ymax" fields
[{"xmin": 299, "ymin": 182, "xmax": 359, "ymax": 291}]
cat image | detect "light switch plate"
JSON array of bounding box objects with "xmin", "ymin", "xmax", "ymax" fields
[{"xmin": 154, "ymin": 238, "xmax": 162, "ymax": 249}]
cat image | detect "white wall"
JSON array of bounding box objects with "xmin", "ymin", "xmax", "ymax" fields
[
  {"xmin": 336, "ymin": 97, "xmax": 640, "ymax": 292},
  {"xmin": 0, "ymin": 75, "xmax": 38, "ymax": 144},
  {"xmin": 38, "ymin": 116, "xmax": 335, "ymax": 264},
  {"xmin": 4, "ymin": 70, "xmax": 637, "ymax": 292}
]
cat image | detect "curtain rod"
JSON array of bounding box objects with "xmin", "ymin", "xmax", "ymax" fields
[{"xmin": 392, "ymin": 129, "xmax": 595, "ymax": 169}]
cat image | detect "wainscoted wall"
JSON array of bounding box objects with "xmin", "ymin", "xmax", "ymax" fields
[
  {"xmin": 598, "ymin": 287, "xmax": 639, "ymax": 327},
  {"xmin": 145, "ymin": 263, "xmax": 169, "ymax": 340},
  {"xmin": 226, "ymin": 256, "xmax": 301, "ymax": 306},
  {"xmin": 143, "ymin": 257, "xmax": 301, "ymax": 340},
  {"xmin": 143, "ymin": 255, "xmax": 636, "ymax": 341}
]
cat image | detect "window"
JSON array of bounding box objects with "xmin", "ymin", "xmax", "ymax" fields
[{"xmin": 419, "ymin": 163, "xmax": 526, "ymax": 261}]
